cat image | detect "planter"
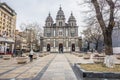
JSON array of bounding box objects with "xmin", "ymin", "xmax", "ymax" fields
[
  {"xmin": 39, "ymin": 54, "xmax": 44, "ymax": 57},
  {"xmin": 78, "ymin": 54, "xmax": 83, "ymax": 57},
  {"xmin": 3, "ymin": 55, "xmax": 11, "ymax": 60},
  {"xmin": 33, "ymin": 54, "xmax": 37, "ymax": 59},
  {"xmin": 99, "ymin": 54, "xmax": 105, "ymax": 57},
  {"xmin": 16, "ymin": 57, "xmax": 27, "ymax": 64},
  {"xmin": 22, "ymin": 54, "xmax": 27, "ymax": 57},
  {"xmin": 94, "ymin": 53, "xmax": 105, "ymax": 57},
  {"xmin": 117, "ymin": 56, "xmax": 120, "ymax": 60},
  {"xmin": 44, "ymin": 53, "xmax": 47, "ymax": 56},
  {"xmin": 93, "ymin": 57, "xmax": 104, "ymax": 64},
  {"xmin": 75, "ymin": 53, "xmax": 79, "ymax": 56},
  {"xmin": 83, "ymin": 55, "xmax": 90, "ymax": 59},
  {"xmin": 74, "ymin": 63, "xmax": 120, "ymax": 79}
]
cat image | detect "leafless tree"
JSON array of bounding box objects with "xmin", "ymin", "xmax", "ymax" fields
[
  {"xmin": 82, "ymin": 0, "xmax": 120, "ymax": 55},
  {"xmin": 82, "ymin": 24, "xmax": 103, "ymax": 51},
  {"xmin": 20, "ymin": 23, "xmax": 43, "ymax": 51}
]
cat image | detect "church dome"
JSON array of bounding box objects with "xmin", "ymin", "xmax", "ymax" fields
[
  {"xmin": 56, "ymin": 6, "xmax": 65, "ymax": 20},
  {"xmin": 46, "ymin": 13, "xmax": 53, "ymax": 22},
  {"xmin": 57, "ymin": 7, "xmax": 64, "ymax": 16},
  {"xmin": 68, "ymin": 13, "xmax": 76, "ymax": 22}
]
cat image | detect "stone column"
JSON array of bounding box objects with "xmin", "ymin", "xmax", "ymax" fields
[
  {"xmin": 54, "ymin": 39, "xmax": 55, "ymax": 47},
  {"xmin": 12, "ymin": 44, "xmax": 14, "ymax": 54},
  {"xmin": 54, "ymin": 29, "xmax": 55, "ymax": 37},
  {"xmin": 5, "ymin": 43, "xmax": 7, "ymax": 54}
]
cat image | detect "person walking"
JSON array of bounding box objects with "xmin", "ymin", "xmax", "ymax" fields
[{"xmin": 29, "ymin": 49, "xmax": 34, "ymax": 62}]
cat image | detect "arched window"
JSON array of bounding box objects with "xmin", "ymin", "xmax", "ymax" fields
[
  {"xmin": 71, "ymin": 23, "xmax": 73, "ymax": 26},
  {"xmin": 48, "ymin": 23, "xmax": 50, "ymax": 26},
  {"xmin": 59, "ymin": 22, "xmax": 62, "ymax": 26},
  {"xmin": 61, "ymin": 22, "xmax": 62, "ymax": 26}
]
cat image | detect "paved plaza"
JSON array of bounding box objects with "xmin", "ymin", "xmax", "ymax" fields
[
  {"xmin": 0, "ymin": 53, "xmax": 120, "ymax": 80},
  {"xmin": 0, "ymin": 53, "xmax": 82, "ymax": 80}
]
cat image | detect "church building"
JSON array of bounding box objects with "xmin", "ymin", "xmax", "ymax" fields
[{"xmin": 42, "ymin": 7, "xmax": 81, "ymax": 53}]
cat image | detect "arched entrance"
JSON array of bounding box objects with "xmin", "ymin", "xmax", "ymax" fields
[
  {"xmin": 59, "ymin": 43, "xmax": 63, "ymax": 53},
  {"xmin": 47, "ymin": 44, "xmax": 50, "ymax": 52},
  {"xmin": 72, "ymin": 44, "xmax": 75, "ymax": 52}
]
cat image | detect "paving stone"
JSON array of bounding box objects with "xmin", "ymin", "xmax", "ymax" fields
[
  {"xmin": 0, "ymin": 69, "xmax": 8, "ymax": 73},
  {"xmin": 52, "ymin": 76, "xmax": 65, "ymax": 80},
  {"xmin": 40, "ymin": 54, "xmax": 77, "ymax": 80},
  {"xmin": 0, "ymin": 54, "xmax": 90, "ymax": 80},
  {"xmin": 0, "ymin": 73, "xmax": 19, "ymax": 78},
  {"xmin": 0, "ymin": 54, "xmax": 55, "ymax": 79}
]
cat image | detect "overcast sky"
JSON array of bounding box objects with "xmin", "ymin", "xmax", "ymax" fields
[{"xmin": 3, "ymin": 0, "xmax": 87, "ymax": 36}]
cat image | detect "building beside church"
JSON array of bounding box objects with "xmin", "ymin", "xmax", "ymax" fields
[
  {"xmin": 0, "ymin": 2, "xmax": 16, "ymax": 54},
  {"xmin": 42, "ymin": 7, "xmax": 81, "ymax": 53}
]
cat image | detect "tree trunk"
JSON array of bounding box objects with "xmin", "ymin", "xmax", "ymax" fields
[
  {"xmin": 87, "ymin": 42, "xmax": 90, "ymax": 51},
  {"xmin": 95, "ymin": 41, "xmax": 98, "ymax": 51},
  {"xmin": 103, "ymin": 30, "xmax": 113, "ymax": 55}
]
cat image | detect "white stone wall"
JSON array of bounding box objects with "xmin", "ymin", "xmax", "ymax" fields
[
  {"xmin": 113, "ymin": 47, "xmax": 120, "ymax": 54},
  {"xmin": 112, "ymin": 27, "xmax": 120, "ymax": 54}
]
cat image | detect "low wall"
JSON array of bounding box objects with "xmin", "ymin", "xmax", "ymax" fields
[{"xmin": 74, "ymin": 63, "xmax": 120, "ymax": 79}]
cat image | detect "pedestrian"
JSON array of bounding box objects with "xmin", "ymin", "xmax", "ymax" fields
[{"xmin": 29, "ymin": 49, "xmax": 34, "ymax": 62}]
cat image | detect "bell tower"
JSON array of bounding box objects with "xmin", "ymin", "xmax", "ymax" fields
[
  {"xmin": 56, "ymin": 6, "xmax": 65, "ymax": 26},
  {"xmin": 68, "ymin": 12, "xmax": 76, "ymax": 26},
  {"xmin": 45, "ymin": 13, "xmax": 53, "ymax": 27}
]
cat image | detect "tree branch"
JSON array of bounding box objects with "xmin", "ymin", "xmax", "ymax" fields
[
  {"xmin": 91, "ymin": 0, "xmax": 106, "ymax": 32},
  {"xmin": 106, "ymin": 0, "xmax": 115, "ymax": 30}
]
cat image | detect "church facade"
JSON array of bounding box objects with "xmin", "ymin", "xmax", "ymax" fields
[{"xmin": 42, "ymin": 7, "xmax": 81, "ymax": 53}]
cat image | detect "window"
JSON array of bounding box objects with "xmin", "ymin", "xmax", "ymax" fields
[
  {"xmin": 4, "ymin": 15, "xmax": 6, "ymax": 18},
  {"xmin": 47, "ymin": 33, "xmax": 51, "ymax": 37},
  {"xmin": 48, "ymin": 23, "xmax": 50, "ymax": 26},
  {"xmin": 72, "ymin": 23, "xmax": 73, "ymax": 26},
  {"xmin": 71, "ymin": 33, "xmax": 75, "ymax": 37},
  {"xmin": 59, "ymin": 30, "xmax": 63, "ymax": 36},
  {"xmin": 59, "ymin": 22, "xmax": 62, "ymax": 26},
  {"xmin": 59, "ymin": 31, "xmax": 62, "ymax": 35}
]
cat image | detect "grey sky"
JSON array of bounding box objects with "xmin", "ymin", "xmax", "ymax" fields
[{"xmin": 3, "ymin": 0, "xmax": 87, "ymax": 36}]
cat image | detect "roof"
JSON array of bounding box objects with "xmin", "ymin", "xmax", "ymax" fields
[
  {"xmin": 46, "ymin": 13, "xmax": 53, "ymax": 22},
  {"xmin": 68, "ymin": 13, "xmax": 76, "ymax": 22},
  {"xmin": 0, "ymin": 2, "xmax": 17, "ymax": 16}
]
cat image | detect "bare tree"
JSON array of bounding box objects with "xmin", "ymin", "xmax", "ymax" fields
[
  {"xmin": 82, "ymin": 0, "xmax": 120, "ymax": 55},
  {"xmin": 82, "ymin": 28, "xmax": 92, "ymax": 51},
  {"xmin": 82, "ymin": 24, "xmax": 103, "ymax": 51},
  {"xmin": 20, "ymin": 23, "xmax": 43, "ymax": 51}
]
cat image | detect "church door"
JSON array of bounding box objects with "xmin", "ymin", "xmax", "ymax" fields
[
  {"xmin": 72, "ymin": 44, "xmax": 75, "ymax": 52},
  {"xmin": 59, "ymin": 43, "xmax": 63, "ymax": 53},
  {"xmin": 47, "ymin": 44, "xmax": 50, "ymax": 52}
]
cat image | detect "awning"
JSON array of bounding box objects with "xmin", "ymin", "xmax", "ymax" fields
[{"xmin": 0, "ymin": 37, "xmax": 15, "ymax": 43}]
